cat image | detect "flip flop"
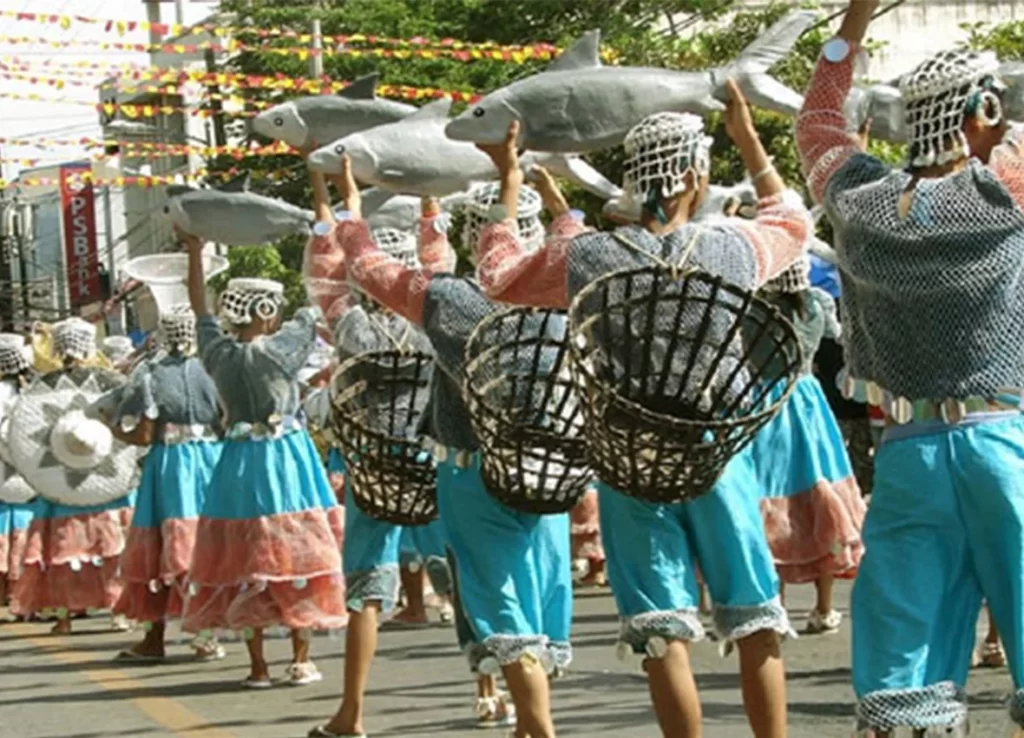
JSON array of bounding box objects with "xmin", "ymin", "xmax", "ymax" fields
[
  {"xmin": 114, "ymin": 649, "xmax": 166, "ymax": 663},
  {"xmin": 240, "ymin": 675, "xmax": 273, "ymax": 689},
  {"xmin": 307, "ymin": 727, "xmax": 367, "ymax": 737},
  {"xmin": 379, "ymin": 618, "xmax": 430, "ymax": 631}
]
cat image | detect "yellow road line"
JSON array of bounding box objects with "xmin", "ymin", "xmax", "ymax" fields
[{"xmin": 7, "ymin": 622, "xmax": 236, "ymax": 738}]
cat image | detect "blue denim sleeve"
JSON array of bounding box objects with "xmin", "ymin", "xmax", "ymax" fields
[{"xmin": 263, "ymin": 306, "xmax": 321, "ymax": 378}]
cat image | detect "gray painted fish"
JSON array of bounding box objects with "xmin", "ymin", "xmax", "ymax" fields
[
  {"xmin": 163, "ymin": 174, "xmax": 315, "ymax": 246},
  {"xmin": 252, "ymin": 73, "xmax": 416, "ymax": 149},
  {"xmin": 445, "ymin": 10, "xmax": 817, "ymax": 153}
]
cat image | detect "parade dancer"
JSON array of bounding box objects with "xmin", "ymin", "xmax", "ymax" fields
[
  {"xmin": 108, "ymin": 305, "xmax": 225, "ymax": 662},
  {"xmin": 311, "ymin": 157, "xmax": 572, "ymax": 738},
  {"xmin": 748, "ymin": 236, "xmax": 865, "ymax": 634},
  {"xmin": 0, "ymin": 334, "xmax": 34, "ymax": 605},
  {"xmin": 180, "ymin": 232, "xmax": 346, "ymax": 688},
  {"xmin": 797, "ymin": 0, "xmax": 1024, "ymax": 733},
  {"xmin": 474, "ymin": 81, "xmax": 808, "ymax": 738},
  {"xmin": 570, "ymin": 487, "xmax": 606, "ymax": 588},
  {"xmin": 11, "ymin": 319, "xmax": 136, "ymax": 634}
]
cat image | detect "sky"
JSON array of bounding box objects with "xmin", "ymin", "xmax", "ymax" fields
[{"xmin": 0, "ymin": 0, "xmax": 216, "ymax": 183}]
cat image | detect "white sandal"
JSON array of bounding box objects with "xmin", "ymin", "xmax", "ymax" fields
[
  {"xmin": 284, "ymin": 662, "xmax": 323, "ymax": 686},
  {"xmin": 240, "ymin": 675, "xmax": 273, "ymax": 689},
  {"xmin": 476, "ymin": 691, "xmax": 516, "ymax": 728}
]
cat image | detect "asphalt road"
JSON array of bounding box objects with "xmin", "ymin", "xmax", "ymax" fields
[{"xmin": 0, "ymin": 581, "xmax": 1014, "ymax": 737}]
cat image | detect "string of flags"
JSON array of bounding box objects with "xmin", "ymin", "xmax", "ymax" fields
[{"xmin": 2, "ymin": 163, "xmax": 311, "ymax": 191}]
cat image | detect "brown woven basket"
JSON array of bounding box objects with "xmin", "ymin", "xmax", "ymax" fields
[
  {"xmin": 463, "ymin": 307, "xmax": 592, "ymax": 514},
  {"xmin": 567, "ymin": 265, "xmax": 801, "ymax": 503},
  {"xmin": 331, "ymin": 350, "xmax": 438, "ymax": 526}
]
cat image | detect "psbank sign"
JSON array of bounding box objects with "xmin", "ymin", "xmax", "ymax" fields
[{"xmin": 59, "ymin": 164, "xmax": 101, "ymax": 307}]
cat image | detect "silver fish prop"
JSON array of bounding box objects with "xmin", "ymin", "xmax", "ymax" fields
[
  {"xmin": 444, "ymin": 10, "xmax": 818, "ymax": 153},
  {"xmin": 163, "ymin": 173, "xmax": 315, "ymax": 246},
  {"xmin": 252, "ymin": 73, "xmax": 417, "ymax": 149},
  {"xmin": 338, "ymin": 189, "xmax": 470, "ymax": 232},
  {"xmin": 602, "ymin": 181, "xmax": 758, "ymax": 224}
]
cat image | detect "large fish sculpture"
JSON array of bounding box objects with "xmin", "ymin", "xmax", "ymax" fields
[
  {"xmin": 252, "ymin": 73, "xmax": 417, "ymax": 149},
  {"xmin": 163, "ymin": 173, "xmax": 315, "ymax": 245},
  {"xmin": 444, "ymin": 10, "xmax": 818, "ymax": 153}
]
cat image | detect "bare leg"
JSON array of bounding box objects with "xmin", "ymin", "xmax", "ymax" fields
[
  {"xmin": 815, "ymin": 574, "xmax": 834, "ymax": 615},
  {"xmin": 392, "ymin": 567, "xmax": 428, "ymax": 624},
  {"xmin": 129, "ymin": 621, "xmax": 167, "ymax": 657},
  {"xmin": 320, "ymin": 602, "xmax": 381, "ymax": 736},
  {"xmin": 291, "ymin": 628, "xmax": 311, "ymax": 664},
  {"xmin": 502, "ymin": 656, "xmax": 555, "ymax": 738},
  {"xmin": 986, "ymin": 606, "xmax": 1001, "ymax": 645},
  {"xmin": 643, "ymin": 640, "xmax": 702, "ymax": 737},
  {"xmin": 51, "ymin": 613, "xmax": 71, "ymax": 635},
  {"xmin": 245, "ymin": 628, "xmax": 269, "ymax": 681},
  {"xmin": 736, "ymin": 630, "xmax": 786, "ymax": 738}
]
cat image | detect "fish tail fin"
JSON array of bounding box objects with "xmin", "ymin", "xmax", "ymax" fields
[{"xmin": 723, "ymin": 9, "xmax": 818, "ymax": 117}]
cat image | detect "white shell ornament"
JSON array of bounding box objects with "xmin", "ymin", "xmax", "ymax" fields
[{"xmin": 8, "ymin": 368, "xmax": 142, "ymax": 506}]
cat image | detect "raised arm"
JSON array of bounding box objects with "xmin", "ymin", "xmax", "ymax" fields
[
  {"xmin": 727, "ymin": 196, "xmax": 812, "ymax": 285},
  {"xmin": 180, "ymin": 228, "xmax": 209, "ymax": 317},
  {"xmin": 418, "ymin": 198, "xmax": 457, "ymax": 273},
  {"xmin": 334, "ymin": 157, "xmax": 436, "ymax": 327},
  {"xmin": 987, "ymin": 124, "xmax": 1024, "ymax": 210},
  {"xmin": 796, "ymin": 0, "xmax": 878, "ymax": 203}
]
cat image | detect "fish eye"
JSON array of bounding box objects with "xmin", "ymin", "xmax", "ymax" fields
[
  {"xmin": 472, "ymin": 108, "xmax": 485, "ymax": 118},
  {"xmin": 334, "ymin": 144, "xmax": 345, "ymax": 155},
  {"xmin": 163, "ymin": 206, "xmax": 170, "ymax": 214},
  {"xmin": 273, "ymin": 116, "xmax": 284, "ymax": 126}
]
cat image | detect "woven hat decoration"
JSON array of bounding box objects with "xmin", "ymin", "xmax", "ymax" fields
[
  {"xmin": 102, "ymin": 336, "xmax": 134, "ymax": 364},
  {"xmin": 899, "ymin": 49, "xmax": 1005, "ymax": 168},
  {"xmin": 52, "ymin": 318, "xmax": 97, "ymax": 361},
  {"xmin": 372, "ymin": 228, "xmax": 420, "ymax": 268},
  {"xmin": 219, "ymin": 277, "xmax": 285, "ymax": 325},
  {"xmin": 160, "ymin": 303, "xmax": 196, "ymax": 353},
  {"xmin": 622, "ymin": 112, "xmax": 713, "ymax": 209},
  {"xmin": 463, "ymin": 182, "xmax": 545, "ymax": 256},
  {"xmin": 0, "ymin": 333, "xmax": 28, "ymax": 377}
]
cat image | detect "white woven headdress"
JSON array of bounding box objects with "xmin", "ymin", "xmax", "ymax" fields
[
  {"xmin": 0, "ymin": 333, "xmax": 28, "ymax": 376},
  {"xmin": 622, "ymin": 112, "xmax": 713, "ymax": 208},
  {"xmin": 52, "ymin": 318, "xmax": 97, "ymax": 361},
  {"xmin": 160, "ymin": 303, "xmax": 196, "ymax": 353},
  {"xmin": 372, "ymin": 228, "xmax": 420, "ymax": 269},
  {"xmin": 102, "ymin": 336, "xmax": 134, "ymax": 363},
  {"xmin": 900, "ymin": 49, "xmax": 1005, "ymax": 168},
  {"xmin": 219, "ymin": 277, "xmax": 285, "ymax": 325},
  {"xmin": 463, "ymin": 181, "xmax": 545, "ymax": 256}
]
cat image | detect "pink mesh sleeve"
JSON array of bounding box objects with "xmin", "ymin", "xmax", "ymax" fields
[
  {"xmin": 727, "ymin": 195, "xmax": 811, "ymax": 286},
  {"xmin": 336, "ymin": 220, "xmax": 435, "ymax": 326},
  {"xmin": 796, "ymin": 48, "xmax": 863, "ymax": 204},
  {"xmin": 304, "ymin": 227, "xmax": 352, "ymax": 327},
  {"xmin": 545, "ymin": 212, "xmax": 590, "ymax": 248},
  {"xmin": 418, "ymin": 216, "xmax": 457, "ymax": 273},
  {"xmin": 476, "ymin": 220, "xmax": 572, "ymax": 309},
  {"xmin": 988, "ymin": 125, "xmax": 1024, "ymax": 210}
]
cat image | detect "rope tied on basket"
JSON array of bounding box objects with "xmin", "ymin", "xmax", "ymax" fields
[{"xmin": 610, "ymin": 226, "xmax": 704, "ymax": 283}]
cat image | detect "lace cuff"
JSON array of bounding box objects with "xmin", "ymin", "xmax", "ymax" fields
[
  {"xmin": 345, "ymin": 563, "xmax": 400, "ymax": 614},
  {"xmin": 855, "ymin": 682, "xmax": 967, "ymax": 733},
  {"xmin": 712, "ymin": 596, "xmax": 795, "ymax": 652},
  {"xmin": 615, "ymin": 608, "xmax": 705, "ymax": 662},
  {"xmin": 477, "ymin": 634, "xmax": 569, "ymax": 675}
]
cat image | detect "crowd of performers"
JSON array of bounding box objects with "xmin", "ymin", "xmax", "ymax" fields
[{"xmin": 3, "ymin": 0, "xmax": 1024, "ymax": 735}]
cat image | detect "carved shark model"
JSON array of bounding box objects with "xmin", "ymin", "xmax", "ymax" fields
[
  {"xmin": 251, "ymin": 73, "xmax": 417, "ymax": 149},
  {"xmin": 444, "ymin": 10, "xmax": 818, "ymax": 153},
  {"xmin": 163, "ymin": 174, "xmax": 315, "ymax": 245}
]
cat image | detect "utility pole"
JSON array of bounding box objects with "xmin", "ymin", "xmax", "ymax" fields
[
  {"xmin": 10, "ymin": 198, "xmax": 29, "ymax": 325},
  {"xmin": 311, "ymin": 1, "xmax": 324, "ymax": 80},
  {"xmin": 0, "ymin": 144, "xmax": 14, "ymax": 331}
]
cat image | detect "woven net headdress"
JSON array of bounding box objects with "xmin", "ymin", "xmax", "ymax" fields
[
  {"xmin": 52, "ymin": 318, "xmax": 97, "ymax": 361},
  {"xmin": 373, "ymin": 228, "xmax": 420, "ymax": 268},
  {"xmin": 463, "ymin": 182, "xmax": 545, "ymax": 256},
  {"xmin": 900, "ymin": 49, "xmax": 1005, "ymax": 168},
  {"xmin": 622, "ymin": 113, "xmax": 713, "ymax": 211},
  {"xmin": 219, "ymin": 277, "xmax": 285, "ymax": 325},
  {"xmin": 0, "ymin": 333, "xmax": 28, "ymax": 376},
  {"xmin": 160, "ymin": 303, "xmax": 197, "ymax": 353}
]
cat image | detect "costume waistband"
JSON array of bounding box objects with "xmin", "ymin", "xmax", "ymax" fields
[
  {"xmin": 155, "ymin": 423, "xmax": 219, "ymax": 445},
  {"xmin": 429, "ymin": 442, "xmax": 477, "ymax": 470},
  {"xmin": 224, "ymin": 412, "xmax": 306, "ymax": 441},
  {"xmin": 881, "ymin": 411, "xmax": 1021, "ymax": 444}
]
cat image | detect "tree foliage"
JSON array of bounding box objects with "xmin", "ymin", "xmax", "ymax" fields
[{"xmin": 207, "ymin": 0, "xmax": 903, "ymax": 281}]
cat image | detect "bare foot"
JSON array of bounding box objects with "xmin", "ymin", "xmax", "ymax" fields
[
  {"xmin": 51, "ymin": 617, "xmax": 72, "ymax": 635},
  {"xmin": 390, "ymin": 608, "xmax": 429, "ymax": 625}
]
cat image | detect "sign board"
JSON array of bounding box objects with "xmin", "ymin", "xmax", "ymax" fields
[{"xmin": 59, "ymin": 164, "xmax": 102, "ymax": 307}]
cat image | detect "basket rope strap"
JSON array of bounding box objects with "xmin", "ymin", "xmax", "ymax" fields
[
  {"xmin": 367, "ymin": 309, "xmax": 416, "ymax": 353},
  {"xmin": 611, "ymin": 226, "xmax": 704, "ymax": 281}
]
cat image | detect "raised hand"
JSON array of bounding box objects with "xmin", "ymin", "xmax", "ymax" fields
[
  {"xmin": 477, "ymin": 121, "xmax": 525, "ymax": 188},
  {"xmin": 531, "ymin": 165, "xmax": 570, "ymax": 219},
  {"xmin": 339, "ymin": 155, "xmax": 362, "ymax": 219},
  {"xmin": 723, "ymin": 78, "xmax": 756, "ymax": 146}
]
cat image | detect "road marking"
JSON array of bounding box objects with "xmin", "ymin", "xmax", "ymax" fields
[{"xmin": 7, "ymin": 622, "xmax": 236, "ymax": 738}]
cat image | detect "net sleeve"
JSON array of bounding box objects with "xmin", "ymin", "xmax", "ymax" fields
[
  {"xmin": 796, "ymin": 47, "xmax": 864, "ymax": 204},
  {"xmin": 197, "ymin": 314, "xmax": 238, "ymax": 372},
  {"xmin": 263, "ymin": 306, "xmax": 321, "ymax": 378},
  {"xmin": 336, "ymin": 219, "xmax": 435, "ymax": 327},
  {"xmin": 724, "ymin": 195, "xmax": 811, "ymax": 286},
  {"xmin": 476, "ymin": 219, "xmax": 572, "ymax": 309},
  {"xmin": 988, "ymin": 125, "xmax": 1024, "ymax": 210},
  {"xmin": 303, "ymin": 225, "xmax": 352, "ymax": 324},
  {"xmin": 419, "ymin": 215, "xmax": 457, "ymax": 273}
]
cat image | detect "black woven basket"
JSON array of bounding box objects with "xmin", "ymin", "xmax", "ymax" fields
[
  {"xmin": 567, "ymin": 265, "xmax": 802, "ymax": 504},
  {"xmin": 331, "ymin": 350, "xmax": 438, "ymax": 526},
  {"xmin": 463, "ymin": 307, "xmax": 592, "ymax": 514}
]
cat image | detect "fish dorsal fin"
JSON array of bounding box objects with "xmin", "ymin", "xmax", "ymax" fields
[
  {"xmin": 547, "ymin": 31, "xmax": 602, "ymax": 73},
  {"xmin": 339, "ymin": 73, "xmax": 379, "ymax": 100},
  {"xmin": 405, "ymin": 98, "xmax": 453, "ymax": 122},
  {"xmin": 219, "ymin": 172, "xmax": 251, "ymax": 193}
]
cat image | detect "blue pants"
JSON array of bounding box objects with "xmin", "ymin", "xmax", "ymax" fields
[
  {"xmin": 437, "ymin": 454, "xmax": 572, "ymax": 674},
  {"xmin": 342, "ymin": 480, "xmax": 402, "ymax": 614},
  {"xmin": 852, "ymin": 414, "xmax": 1024, "ymax": 732},
  {"xmin": 399, "ymin": 520, "xmax": 452, "ymax": 596},
  {"xmin": 598, "ymin": 446, "xmax": 789, "ymax": 653}
]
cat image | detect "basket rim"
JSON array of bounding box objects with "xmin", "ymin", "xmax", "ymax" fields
[{"xmin": 566, "ymin": 263, "xmax": 803, "ymax": 433}]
